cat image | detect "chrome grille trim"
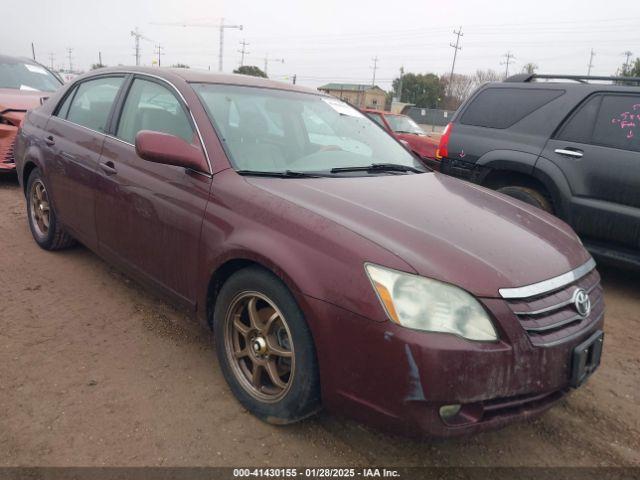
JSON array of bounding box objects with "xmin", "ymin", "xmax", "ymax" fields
[
  {"xmin": 532, "ymin": 310, "xmax": 604, "ymax": 348},
  {"xmin": 499, "ymin": 258, "xmax": 596, "ymax": 299},
  {"xmin": 512, "ymin": 282, "xmax": 599, "ymax": 316},
  {"xmin": 521, "ymin": 296, "xmax": 603, "ymax": 333}
]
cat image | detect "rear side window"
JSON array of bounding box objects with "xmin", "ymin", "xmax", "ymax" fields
[
  {"xmin": 556, "ymin": 95, "xmax": 602, "ymax": 144},
  {"xmin": 116, "ymin": 78, "xmax": 195, "ymax": 144},
  {"xmin": 460, "ymin": 88, "xmax": 564, "ymax": 129},
  {"xmin": 592, "ymin": 95, "xmax": 640, "ymax": 152},
  {"xmin": 65, "ymin": 77, "xmax": 124, "ymax": 132}
]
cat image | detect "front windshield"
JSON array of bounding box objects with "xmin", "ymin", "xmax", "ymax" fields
[
  {"xmin": 385, "ymin": 115, "xmax": 424, "ymax": 135},
  {"xmin": 0, "ymin": 59, "xmax": 62, "ymax": 92},
  {"xmin": 193, "ymin": 84, "xmax": 424, "ymax": 174}
]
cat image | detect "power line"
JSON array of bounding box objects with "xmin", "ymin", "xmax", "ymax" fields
[
  {"xmin": 371, "ymin": 56, "xmax": 379, "ymax": 86},
  {"xmin": 448, "ymin": 27, "xmax": 463, "ymax": 92},
  {"xmin": 501, "ymin": 51, "xmax": 516, "ymax": 77},
  {"xmin": 238, "ymin": 39, "xmax": 250, "ymax": 67}
]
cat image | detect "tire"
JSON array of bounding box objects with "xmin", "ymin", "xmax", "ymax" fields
[
  {"xmin": 213, "ymin": 266, "xmax": 321, "ymax": 424},
  {"xmin": 497, "ymin": 185, "xmax": 553, "ymax": 213},
  {"xmin": 26, "ymin": 168, "xmax": 76, "ymax": 250}
]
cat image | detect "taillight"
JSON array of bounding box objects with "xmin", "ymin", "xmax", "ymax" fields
[{"xmin": 436, "ymin": 122, "xmax": 452, "ymax": 160}]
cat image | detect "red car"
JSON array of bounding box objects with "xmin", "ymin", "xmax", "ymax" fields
[
  {"xmin": 15, "ymin": 68, "xmax": 603, "ymax": 437},
  {"xmin": 363, "ymin": 108, "xmax": 440, "ymax": 162},
  {"xmin": 0, "ymin": 54, "xmax": 62, "ymax": 172}
]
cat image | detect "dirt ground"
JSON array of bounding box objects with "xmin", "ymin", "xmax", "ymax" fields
[{"xmin": 1, "ymin": 173, "xmax": 639, "ymax": 469}]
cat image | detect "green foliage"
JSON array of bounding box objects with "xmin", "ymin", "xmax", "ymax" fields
[
  {"xmin": 619, "ymin": 58, "xmax": 640, "ymax": 77},
  {"xmin": 233, "ymin": 65, "xmax": 268, "ymax": 78},
  {"xmin": 392, "ymin": 73, "xmax": 445, "ymax": 108}
]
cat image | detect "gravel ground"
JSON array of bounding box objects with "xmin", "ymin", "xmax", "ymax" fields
[{"xmin": 1, "ymin": 174, "xmax": 638, "ymax": 470}]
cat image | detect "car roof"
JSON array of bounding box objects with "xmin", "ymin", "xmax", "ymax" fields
[
  {"xmin": 0, "ymin": 54, "xmax": 42, "ymax": 65},
  {"xmin": 77, "ymin": 66, "xmax": 323, "ymax": 96}
]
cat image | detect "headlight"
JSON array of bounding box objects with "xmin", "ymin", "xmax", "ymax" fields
[{"xmin": 365, "ymin": 264, "xmax": 498, "ymax": 341}]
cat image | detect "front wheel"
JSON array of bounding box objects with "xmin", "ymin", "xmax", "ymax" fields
[
  {"xmin": 213, "ymin": 267, "xmax": 321, "ymax": 424},
  {"xmin": 26, "ymin": 168, "xmax": 75, "ymax": 250}
]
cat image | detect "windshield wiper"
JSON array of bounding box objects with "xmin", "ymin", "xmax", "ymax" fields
[
  {"xmin": 330, "ymin": 163, "xmax": 425, "ymax": 174},
  {"xmin": 236, "ymin": 170, "xmax": 324, "ymax": 178}
]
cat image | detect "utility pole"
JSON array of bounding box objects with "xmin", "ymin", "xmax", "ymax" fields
[
  {"xmin": 371, "ymin": 56, "xmax": 379, "ymax": 86},
  {"xmin": 448, "ymin": 27, "xmax": 463, "ymax": 92},
  {"xmin": 501, "ymin": 51, "xmax": 515, "ymax": 78},
  {"xmin": 48, "ymin": 52, "xmax": 55, "ymax": 70},
  {"xmin": 623, "ymin": 50, "xmax": 634, "ymax": 74},
  {"xmin": 587, "ymin": 49, "xmax": 595, "ymax": 76},
  {"xmin": 152, "ymin": 19, "xmax": 242, "ymax": 72},
  {"xmin": 131, "ymin": 27, "xmax": 142, "ymax": 66},
  {"xmin": 155, "ymin": 44, "xmax": 164, "ymax": 67},
  {"xmin": 263, "ymin": 53, "xmax": 284, "ymax": 76},
  {"xmin": 31, "ymin": 43, "xmax": 36, "ymax": 61},
  {"xmin": 66, "ymin": 48, "xmax": 74, "ymax": 73},
  {"xmin": 218, "ymin": 18, "xmax": 243, "ymax": 72},
  {"xmin": 238, "ymin": 39, "xmax": 250, "ymax": 67},
  {"xmin": 396, "ymin": 66, "xmax": 404, "ymax": 102}
]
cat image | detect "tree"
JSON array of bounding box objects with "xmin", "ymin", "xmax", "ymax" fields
[
  {"xmin": 618, "ymin": 58, "xmax": 640, "ymax": 77},
  {"xmin": 441, "ymin": 73, "xmax": 474, "ymax": 110},
  {"xmin": 91, "ymin": 63, "xmax": 106, "ymax": 70},
  {"xmin": 392, "ymin": 72, "xmax": 444, "ymax": 108},
  {"xmin": 171, "ymin": 63, "xmax": 190, "ymax": 69},
  {"xmin": 233, "ymin": 65, "xmax": 267, "ymax": 78}
]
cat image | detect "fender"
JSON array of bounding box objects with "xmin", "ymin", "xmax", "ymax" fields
[
  {"xmin": 532, "ymin": 155, "xmax": 574, "ymax": 223},
  {"xmin": 476, "ymin": 150, "xmax": 539, "ymax": 176}
]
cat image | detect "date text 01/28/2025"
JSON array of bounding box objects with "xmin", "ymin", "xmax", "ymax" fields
[{"xmin": 232, "ymin": 468, "xmax": 401, "ymax": 478}]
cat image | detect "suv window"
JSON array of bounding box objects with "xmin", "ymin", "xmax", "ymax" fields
[
  {"xmin": 592, "ymin": 94, "xmax": 640, "ymax": 152},
  {"xmin": 117, "ymin": 78, "xmax": 195, "ymax": 144},
  {"xmin": 64, "ymin": 77, "xmax": 124, "ymax": 132},
  {"xmin": 461, "ymin": 88, "xmax": 564, "ymax": 129},
  {"xmin": 556, "ymin": 95, "xmax": 602, "ymax": 144}
]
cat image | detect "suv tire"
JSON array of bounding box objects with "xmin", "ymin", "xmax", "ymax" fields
[
  {"xmin": 213, "ymin": 266, "xmax": 321, "ymax": 424},
  {"xmin": 26, "ymin": 168, "xmax": 76, "ymax": 250},
  {"xmin": 497, "ymin": 186, "xmax": 553, "ymax": 213}
]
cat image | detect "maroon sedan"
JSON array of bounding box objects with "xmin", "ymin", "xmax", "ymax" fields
[{"xmin": 14, "ymin": 67, "xmax": 604, "ymax": 437}]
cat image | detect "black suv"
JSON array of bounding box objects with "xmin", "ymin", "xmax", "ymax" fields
[{"xmin": 437, "ymin": 74, "xmax": 640, "ymax": 269}]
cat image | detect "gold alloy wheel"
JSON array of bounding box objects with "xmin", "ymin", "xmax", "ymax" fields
[
  {"xmin": 30, "ymin": 180, "xmax": 51, "ymax": 238},
  {"xmin": 224, "ymin": 292, "xmax": 295, "ymax": 402}
]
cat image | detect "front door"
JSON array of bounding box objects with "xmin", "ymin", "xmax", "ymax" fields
[
  {"xmin": 44, "ymin": 76, "xmax": 125, "ymax": 248},
  {"xmin": 540, "ymin": 92, "xmax": 640, "ymax": 249},
  {"xmin": 95, "ymin": 76, "xmax": 211, "ymax": 306}
]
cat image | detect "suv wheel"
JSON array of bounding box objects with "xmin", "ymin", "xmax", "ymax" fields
[
  {"xmin": 497, "ymin": 186, "xmax": 553, "ymax": 213},
  {"xmin": 26, "ymin": 168, "xmax": 76, "ymax": 250},
  {"xmin": 213, "ymin": 266, "xmax": 321, "ymax": 424}
]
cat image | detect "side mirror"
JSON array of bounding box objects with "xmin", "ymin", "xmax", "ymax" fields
[{"xmin": 135, "ymin": 130, "xmax": 207, "ymax": 172}]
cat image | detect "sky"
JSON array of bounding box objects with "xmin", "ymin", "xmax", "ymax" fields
[{"xmin": 3, "ymin": 0, "xmax": 640, "ymax": 90}]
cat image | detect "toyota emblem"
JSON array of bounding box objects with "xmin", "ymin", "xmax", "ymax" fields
[{"xmin": 573, "ymin": 288, "xmax": 591, "ymax": 317}]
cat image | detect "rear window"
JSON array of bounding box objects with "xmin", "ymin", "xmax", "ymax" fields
[
  {"xmin": 460, "ymin": 87, "xmax": 564, "ymax": 129},
  {"xmin": 591, "ymin": 94, "xmax": 640, "ymax": 152}
]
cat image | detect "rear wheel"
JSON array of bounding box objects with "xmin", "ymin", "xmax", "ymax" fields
[
  {"xmin": 26, "ymin": 168, "xmax": 75, "ymax": 250},
  {"xmin": 497, "ymin": 185, "xmax": 553, "ymax": 213},
  {"xmin": 213, "ymin": 267, "xmax": 320, "ymax": 424}
]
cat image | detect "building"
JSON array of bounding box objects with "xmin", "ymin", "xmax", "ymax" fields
[{"xmin": 318, "ymin": 83, "xmax": 387, "ymax": 109}]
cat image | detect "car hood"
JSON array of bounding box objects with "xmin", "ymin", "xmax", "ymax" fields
[
  {"xmin": 0, "ymin": 88, "xmax": 48, "ymax": 112},
  {"xmin": 247, "ymin": 172, "xmax": 591, "ymax": 298}
]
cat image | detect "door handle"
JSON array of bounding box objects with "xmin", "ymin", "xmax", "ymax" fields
[
  {"xmin": 45, "ymin": 135, "xmax": 55, "ymax": 146},
  {"xmin": 555, "ymin": 148, "xmax": 583, "ymax": 158},
  {"xmin": 99, "ymin": 161, "xmax": 117, "ymax": 175}
]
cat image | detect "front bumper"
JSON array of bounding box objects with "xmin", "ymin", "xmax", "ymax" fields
[
  {"xmin": 300, "ymin": 294, "xmax": 603, "ymax": 438},
  {"xmin": 0, "ymin": 124, "xmax": 18, "ymax": 172},
  {"xmin": 440, "ymin": 157, "xmax": 489, "ymax": 183}
]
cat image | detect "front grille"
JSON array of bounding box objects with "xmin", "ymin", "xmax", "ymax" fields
[
  {"xmin": 505, "ymin": 268, "xmax": 604, "ymax": 347},
  {"xmin": 0, "ymin": 127, "xmax": 18, "ymax": 164}
]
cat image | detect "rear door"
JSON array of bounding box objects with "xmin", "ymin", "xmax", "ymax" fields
[
  {"xmin": 541, "ymin": 93, "xmax": 640, "ymax": 249},
  {"xmin": 94, "ymin": 75, "xmax": 211, "ymax": 307},
  {"xmin": 44, "ymin": 75, "xmax": 126, "ymax": 249}
]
